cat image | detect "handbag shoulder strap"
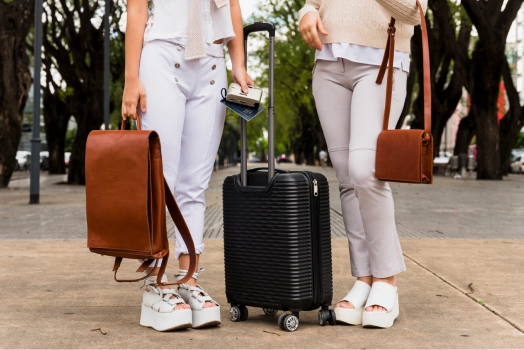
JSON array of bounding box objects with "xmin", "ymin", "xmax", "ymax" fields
[
  {"xmin": 112, "ymin": 118, "xmax": 198, "ymax": 286},
  {"xmin": 376, "ymin": 0, "xmax": 431, "ymax": 142},
  {"xmin": 158, "ymin": 178, "xmax": 198, "ymax": 286}
]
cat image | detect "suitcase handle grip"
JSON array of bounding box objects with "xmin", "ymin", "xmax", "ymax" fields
[
  {"xmin": 244, "ymin": 22, "xmax": 275, "ymax": 39},
  {"xmin": 241, "ymin": 22, "xmax": 276, "ymax": 186},
  {"xmin": 247, "ymin": 167, "xmax": 289, "ymax": 174}
]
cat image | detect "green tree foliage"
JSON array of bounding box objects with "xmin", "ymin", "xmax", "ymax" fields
[{"xmin": 251, "ymin": 0, "xmax": 326, "ymax": 165}]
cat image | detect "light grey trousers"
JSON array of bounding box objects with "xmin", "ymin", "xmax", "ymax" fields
[{"xmin": 312, "ymin": 58, "xmax": 407, "ymax": 278}]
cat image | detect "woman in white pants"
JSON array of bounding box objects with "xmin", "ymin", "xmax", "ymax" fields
[
  {"xmin": 122, "ymin": 0, "xmax": 253, "ymax": 331},
  {"xmin": 298, "ymin": 0, "xmax": 427, "ymax": 328}
]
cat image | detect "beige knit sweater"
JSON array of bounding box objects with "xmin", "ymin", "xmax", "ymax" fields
[{"xmin": 298, "ymin": 0, "xmax": 428, "ymax": 53}]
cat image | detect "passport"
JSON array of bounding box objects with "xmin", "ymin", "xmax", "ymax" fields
[{"xmin": 220, "ymin": 98, "xmax": 265, "ymax": 121}]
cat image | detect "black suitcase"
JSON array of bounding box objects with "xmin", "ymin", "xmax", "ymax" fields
[{"xmin": 222, "ymin": 22, "xmax": 335, "ymax": 332}]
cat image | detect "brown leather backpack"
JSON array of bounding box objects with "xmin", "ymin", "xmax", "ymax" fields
[{"xmin": 85, "ymin": 118, "xmax": 197, "ymax": 285}]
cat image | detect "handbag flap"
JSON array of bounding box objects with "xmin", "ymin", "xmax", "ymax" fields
[
  {"xmin": 86, "ymin": 130, "xmax": 155, "ymax": 253},
  {"xmin": 376, "ymin": 129, "xmax": 425, "ymax": 183}
]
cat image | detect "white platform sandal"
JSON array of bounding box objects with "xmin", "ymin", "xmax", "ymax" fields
[
  {"xmin": 334, "ymin": 280, "xmax": 371, "ymax": 325},
  {"xmin": 362, "ymin": 282, "xmax": 399, "ymax": 328},
  {"xmin": 175, "ymin": 269, "xmax": 221, "ymax": 329},
  {"xmin": 140, "ymin": 274, "xmax": 192, "ymax": 331}
]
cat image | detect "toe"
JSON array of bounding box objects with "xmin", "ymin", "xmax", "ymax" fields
[
  {"xmin": 336, "ymin": 301, "xmax": 355, "ymax": 309},
  {"xmin": 174, "ymin": 304, "xmax": 190, "ymax": 311},
  {"xmin": 203, "ymin": 301, "xmax": 217, "ymax": 308},
  {"xmin": 365, "ymin": 305, "xmax": 387, "ymax": 312}
]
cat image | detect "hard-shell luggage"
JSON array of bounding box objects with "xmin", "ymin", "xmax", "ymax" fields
[{"xmin": 222, "ymin": 22, "xmax": 335, "ymax": 332}]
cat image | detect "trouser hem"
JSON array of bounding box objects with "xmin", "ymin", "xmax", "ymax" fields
[{"xmin": 371, "ymin": 264, "xmax": 407, "ymax": 279}]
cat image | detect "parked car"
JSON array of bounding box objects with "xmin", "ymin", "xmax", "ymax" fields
[
  {"xmin": 510, "ymin": 155, "xmax": 524, "ymax": 174},
  {"xmin": 433, "ymin": 151, "xmax": 451, "ymax": 175},
  {"xmin": 509, "ymin": 149, "xmax": 524, "ymax": 173},
  {"xmin": 276, "ymin": 154, "xmax": 292, "ymax": 164},
  {"xmin": 15, "ymin": 151, "xmax": 31, "ymax": 171},
  {"xmin": 433, "ymin": 151, "xmax": 451, "ymax": 166}
]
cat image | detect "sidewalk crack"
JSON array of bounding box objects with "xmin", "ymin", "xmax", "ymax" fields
[{"xmin": 403, "ymin": 252, "xmax": 524, "ymax": 335}]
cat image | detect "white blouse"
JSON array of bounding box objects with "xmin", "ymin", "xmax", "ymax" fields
[
  {"xmin": 316, "ymin": 43, "xmax": 410, "ymax": 73},
  {"xmin": 143, "ymin": 0, "xmax": 236, "ymax": 57}
]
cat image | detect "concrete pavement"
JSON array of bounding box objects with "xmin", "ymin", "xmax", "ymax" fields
[{"xmin": 1, "ymin": 166, "xmax": 523, "ymax": 348}]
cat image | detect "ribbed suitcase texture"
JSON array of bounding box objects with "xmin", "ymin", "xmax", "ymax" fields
[{"xmin": 223, "ymin": 170, "xmax": 333, "ymax": 312}]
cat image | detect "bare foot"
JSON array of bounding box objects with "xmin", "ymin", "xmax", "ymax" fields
[
  {"xmin": 365, "ymin": 276, "xmax": 396, "ymax": 313},
  {"xmin": 336, "ymin": 276, "xmax": 373, "ymax": 309}
]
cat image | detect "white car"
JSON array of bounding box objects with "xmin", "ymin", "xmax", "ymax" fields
[
  {"xmin": 510, "ymin": 155, "xmax": 524, "ymax": 174},
  {"xmin": 15, "ymin": 151, "xmax": 31, "ymax": 171},
  {"xmin": 433, "ymin": 151, "xmax": 451, "ymax": 166}
]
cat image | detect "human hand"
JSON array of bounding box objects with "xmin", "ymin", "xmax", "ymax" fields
[
  {"xmin": 298, "ymin": 11, "xmax": 328, "ymax": 51},
  {"xmin": 231, "ymin": 66, "xmax": 255, "ymax": 94},
  {"xmin": 121, "ymin": 77, "xmax": 147, "ymax": 121}
]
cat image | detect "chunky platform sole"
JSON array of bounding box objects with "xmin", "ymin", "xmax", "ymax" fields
[
  {"xmin": 191, "ymin": 306, "xmax": 221, "ymax": 328},
  {"xmin": 334, "ymin": 307, "xmax": 363, "ymax": 325},
  {"xmin": 140, "ymin": 304, "xmax": 192, "ymax": 331},
  {"xmin": 362, "ymin": 294, "xmax": 399, "ymax": 328}
]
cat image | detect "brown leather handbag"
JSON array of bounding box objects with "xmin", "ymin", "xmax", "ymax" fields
[
  {"xmin": 85, "ymin": 118, "xmax": 197, "ymax": 285},
  {"xmin": 375, "ymin": 0, "xmax": 433, "ymax": 184}
]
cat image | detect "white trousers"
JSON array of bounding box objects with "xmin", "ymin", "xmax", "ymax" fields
[
  {"xmin": 313, "ymin": 58, "xmax": 407, "ymax": 278},
  {"xmin": 139, "ymin": 40, "xmax": 227, "ymax": 260}
]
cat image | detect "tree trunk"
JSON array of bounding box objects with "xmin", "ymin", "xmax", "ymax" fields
[
  {"xmin": 0, "ymin": 1, "xmax": 33, "ymax": 187},
  {"xmin": 293, "ymin": 142, "xmax": 303, "ymax": 165},
  {"xmin": 454, "ymin": 112, "xmax": 475, "ymax": 156},
  {"xmin": 499, "ymin": 58, "xmax": 524, "ymax": 176},
  {"xmin": 260, "ymin": 148, "xmax": 267, "ymax": 163},
  {"xmin": 42, "ymin": 68, "xmax": 69, "ymax": 174},
  {"xmin": 469, "ymin": 42, "xmax": 504, "ymax": 180},
  {"xmin": 499, "ymin": 110, "xmax": 523, "ymax": 175},
  {"xmin": 68, "ymin": 93, "xmax": 104, "ymax": 184}
]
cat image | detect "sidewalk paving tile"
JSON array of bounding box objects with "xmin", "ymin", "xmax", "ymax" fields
[{"xmin": 0, "ymin": 240, "xmax": 523, "ymax": 349}]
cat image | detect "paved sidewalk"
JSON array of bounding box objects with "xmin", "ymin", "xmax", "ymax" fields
[{"xmin": 1, "ymin": 166, "xmax": 523, "ymax": 348}]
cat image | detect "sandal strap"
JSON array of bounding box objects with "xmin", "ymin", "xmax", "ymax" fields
[
  {"xmin": 147, "ymin": 285, "xmax": 186, "ymax": 305},
  {"xmin": 338, "ymin": 280, "xmax": 371, "ymax": 309},
  {"xmin": 181, "ymin": 283, "xmax": 219, "ymax": 306},
  {"xmin": 364, "ymin": 282, "xmax": 397, "ymax": 311},
  {"xmin": 174, "ymin": 268, "xmax": 204, "ymax": 281},
  {"xmin": 141, "ymin": 273, "xmax": 168, "ymax": 289}
]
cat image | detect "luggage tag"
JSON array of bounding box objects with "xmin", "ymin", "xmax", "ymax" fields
[{"xmin": 220, "ymin": 88, "xmax": 265, "ymax": 122}]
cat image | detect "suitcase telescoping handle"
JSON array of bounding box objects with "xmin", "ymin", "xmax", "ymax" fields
[{"xmin": 241, "ymin": 22, "xmax": 275, "ymax": 186}]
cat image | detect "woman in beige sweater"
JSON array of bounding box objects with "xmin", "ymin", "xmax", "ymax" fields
[{"xmin": 298, "ymin": 0, "xmax": 427, "ymax": 328}]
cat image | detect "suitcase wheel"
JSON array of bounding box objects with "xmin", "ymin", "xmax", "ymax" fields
[
  {"xmin": 278, "ymin": 313, "xmax": 299, "ymax": 332},
  {"xmin": 329, "ymin": 309, "xmax": 337, "ymax": 325},
  {"xmin": 263, "ymin": 308, "xmax": 278, "ymax": 316},
  {"xmin": 318, "ymin": 309, "xmax": 336, "ymax": 326},
  {"xmin": 229, "ymin": 305, "xmax": 248, "ymax": 322}
]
